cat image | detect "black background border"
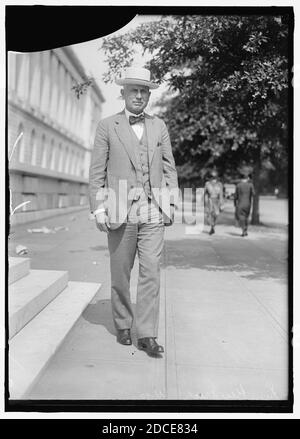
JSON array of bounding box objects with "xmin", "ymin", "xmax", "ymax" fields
[{"xmin": 5, "ymin": 5, "xmax": 294, "ymax": 415}]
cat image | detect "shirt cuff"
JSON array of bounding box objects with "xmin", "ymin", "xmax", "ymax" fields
[{"xmin": 93, "ymin": 207, "xmax": 106, "ymax": 216}]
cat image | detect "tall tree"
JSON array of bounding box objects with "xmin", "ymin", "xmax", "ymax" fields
[{"xmin": 101, "ymin": 14, "xmax": 290, "ymax": 224}]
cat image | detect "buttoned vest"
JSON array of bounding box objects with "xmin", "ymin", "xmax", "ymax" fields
[{"xmin": 130, "ymin": 127, "xmax": 151, "ymax": 199}]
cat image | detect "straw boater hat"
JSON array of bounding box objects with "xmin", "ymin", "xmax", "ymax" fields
[{"xmin": 115, "ymin": 67, "xmax": 159, "ymax": 89}]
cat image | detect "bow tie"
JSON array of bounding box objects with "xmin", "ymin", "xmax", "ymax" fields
[{"xmin": 129, "ymin": 113, "xmax": 145, "ymax": 125}]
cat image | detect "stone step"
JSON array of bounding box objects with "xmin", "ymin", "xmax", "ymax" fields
[
  {"xmin": 9, "ymin": 269, "xmax": 69, "ymax": 339},
  {"xmin": 9, "ymin": 280, "xmax": 101, "ymax": 399},
  {"xmin": 9, "ymin": 257, "xmax": 30, "ymax": 285}
]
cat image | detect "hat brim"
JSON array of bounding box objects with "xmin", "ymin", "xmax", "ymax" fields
[{"xmin": 115, "ymin": 78, "xmax": 159, "ymax": 89}]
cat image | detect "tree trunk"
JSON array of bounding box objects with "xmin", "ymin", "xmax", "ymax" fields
[{"xmin": 251, "ymin": 146, "xmax": 261, "ymax": 225}]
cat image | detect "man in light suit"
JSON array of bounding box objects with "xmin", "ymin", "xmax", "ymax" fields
[
  {"xmin": 204, "ymin": 170, "xmax": 224, "ymax": 235},
  {"xmin": 89, "ymin": 67, "xmax": 178, "ymax": 356}
]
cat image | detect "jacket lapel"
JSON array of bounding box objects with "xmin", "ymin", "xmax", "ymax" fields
[
  {"xmin": 145, "ymin": 115, "xmax": 156, "ymax": 166},
  {"xmin": 114, "ymin": 112, "xmax": 138, "ymax": 169}
]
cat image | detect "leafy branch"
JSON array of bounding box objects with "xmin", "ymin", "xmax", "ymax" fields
[{"xmin": 71, "ymin": 77, "xmax": 95, "ymax": 99}]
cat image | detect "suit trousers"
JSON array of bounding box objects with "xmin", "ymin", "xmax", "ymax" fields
[{"xmin": 107, "ymin": 191, "xmax": 165, "ymax": 338}]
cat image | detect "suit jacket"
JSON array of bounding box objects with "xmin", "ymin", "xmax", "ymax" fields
[
  {"xmin": 234, "ymin": 181, "xmax": 255, "ymax": 208},
  {"xmin": 89, "ymin": 111, "xmax": 178, "ymax": 229}
]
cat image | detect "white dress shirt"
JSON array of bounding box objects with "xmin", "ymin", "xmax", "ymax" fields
[{"xmin": 125, "ymin": 108, "xmax": 144, "ymax": 140}]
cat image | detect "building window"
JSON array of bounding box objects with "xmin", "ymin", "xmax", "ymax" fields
[
  {"xmin": 73, "ymin": 151, "xmax": 76, "ymax": 175},
  {"xmin": 64, "ymin": 147, "xmax": 69, "ymax": 173},
  {"xmin": 9, "ymin": 125, "xmax": 21, "ymax": 165},
  {"xmin": 80, "ymin": 152, "xmax": 85, "ymax": 177},
  {"xmin": 58, "ymin": 194, "xmax": 68, "ymax": 208},
  {"xmin": 31, "ymin": 129, "xmax": 37, "ymax": 165},
  {"xmin": 80, "ymin": 194, "xmax": 87, "ymax": 205},
  {"xmin": 67, "ymin": 151, "xmax": 72, "ymax": 174},
  {"xmin": 41, "ymin": 136, "xmax": 48, "ymax": 168},
  {"xmin": 24, "ymin": 128, "xmax": 33, "ymax": 164},
  {"xmin": 70, "ymin": 151, "xmax": 75, "ymax": 174},
  {"xmin": 37, "ymin": 134, "xmax": 45, "ymax": 167},
  {"xmin": 21, "ymin": 193, "xmax": 37, "ymax": 211},
  {"xmin": 53, "ymin": 143, "xmax": 59, "ymax": 171},
  {"xmin": 49, "ymin": 139, "xmax": 55, "ymax": 170},
  {"xmin": 58, "ymin": 143, "xmax": 63, "ymax": 172},
  {"xmin": 74, "ymin": 153, "xmax": 77, "ymax": 175},
  {"xmin": 18, "ymin": 124, "xmax": 25, "ymax": 163},
  {"xmin": 55, "ymin": 143, "xmax": 60, "ymax": 171},
  {"xmin": 46, "ymin": 139, "xmax": 54, "ymax": 169},
  {"xmin": 76, "ymin": 152, "xmax": 80, "ymax": 176},
  {"xmin": 73, "ymin": 153, "xmax": 77, "ymax": 176},
  {"xmin": 71, "ymin": 152, "xmax": 76, "ymax": 175}
]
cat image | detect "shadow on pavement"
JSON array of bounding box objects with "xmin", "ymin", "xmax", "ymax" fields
[
  {"xmin": 82, "ymin": 300, "xmax": 161, "ymax": 356},
  {"xmin": 82, "ymin": 299, "xmax": 140, "ymax": 343},
  {"xmin": 89, "ymin": 245, "xmax": 108, "ymax": 251},
  {"xmin": 162, "ymin": 239, "xmax": 287, "ymax": 283},
  {"xmin": 215, "ymin": 208, "xmax": 288, "ymax": 230},
  {"xmin": 82, "ymin": 299, "xmax": 116, "ymax": 336},
  {"xmin": 253, "ymin": 222, "xmax": 288, "ymax": 230},
  {"xmin": 227, "ymin": 232, "xmax": 243, "ymax": 237}
]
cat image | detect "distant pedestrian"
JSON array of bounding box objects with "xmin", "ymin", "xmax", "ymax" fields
[
  {"xmin": 234, "ymin": 172, "xmax": 255, "ymax": 237},
  {"xmin": 204, "ymin": 170, "xmax": 224, "ymax": 235}
]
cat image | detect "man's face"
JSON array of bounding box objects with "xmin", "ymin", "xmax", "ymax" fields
[{"xmin": 122, "ymin": 85, "xmax": 150, "ymax": 114}]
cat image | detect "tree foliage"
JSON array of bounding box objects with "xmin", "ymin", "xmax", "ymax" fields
[{"xmin": 101, "ymin": 14, "xmax": 291, "ymax": 223}]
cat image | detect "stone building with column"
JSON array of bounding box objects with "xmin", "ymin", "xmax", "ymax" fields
[{"xmin": 8, "ymin": 47, "xmax": 104, "ymax": 225}]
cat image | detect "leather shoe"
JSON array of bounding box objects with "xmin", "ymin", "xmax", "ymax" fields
[
  {"xmin": 117, "ymin": 329, "xmax": 132, "ymax": 346},
  {"xmin": 137, "ymin": 337, "xmax": 164, "ymax": 356}
]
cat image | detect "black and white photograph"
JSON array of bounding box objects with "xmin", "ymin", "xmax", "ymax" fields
[{"xmin": 4, "ymin": 5, "xmax": 294, "ymax": 413}]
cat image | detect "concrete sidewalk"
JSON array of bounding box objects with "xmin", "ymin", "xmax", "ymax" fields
[{"xmin": 8, "ymin": 200, "xmax": 289, "ymax": 400}]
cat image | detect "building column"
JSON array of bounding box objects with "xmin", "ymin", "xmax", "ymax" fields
[
  {"xmin": 64, "ymin": 147, "xmax": 70, "ymax": 173},
  {"xmin": 69, "ymin": 88, "xmax": 77, "ymax": 134},
  {"xmin": 8, "ymin": 52, "xmax": 17, "ymax": 92},
  {"xmin": 50, "ymin": 53, "xmax": 59, "ymax": 120},
  {"xmin": 18, "ymin": 124, "xmax": 26, "ymax": 163},
  {"xmin": 41, "ymin": 137, "xmax": 48, "ymax": 168},
  {"xmin": 29, "ymin": 52, "xmax": 41, "ymax": 108},
  {"xmin": 81, "ymin": 93, "xmax": 91, "ymax": 146},
  {"xmin": 65, "ymin": 74, "xmax": 72, "ymax": 131},
  {"xmin": 57, "ymin": 63, "xmax": 66, "ymax": 126},
  {"xmin": 16, "ymin": 53, "xmax": 30, "ymax": 100},
  {"xmin": 31, "ymin": 130, "xmax": 38, "ymax": 165},
  {"xmin": 40, "ymin": 51, "xmax": 50, "ymax": 114}
]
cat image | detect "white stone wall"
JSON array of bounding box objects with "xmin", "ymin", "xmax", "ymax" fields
[
  {"xmin": 8, "ymin": 47, "xmax": 104, "ymax": 216},
  {"xmin": 8, "ymin": 48, "xmax": 103, "ymax": 180}
]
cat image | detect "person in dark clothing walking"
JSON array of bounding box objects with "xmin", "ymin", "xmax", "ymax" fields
[{"xmin": 234, "ymin": 172, "xmax": 255, "ymax": 237}]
